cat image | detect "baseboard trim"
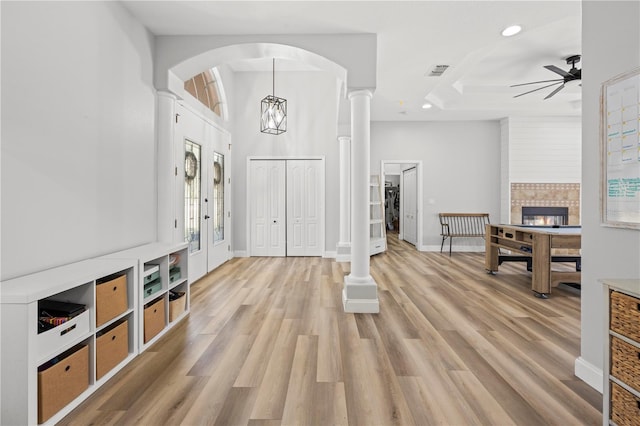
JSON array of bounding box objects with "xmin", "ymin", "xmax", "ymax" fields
[
  {"xmin": 335, "ymin": 254, "xmax": 351, "ymax": 262},
  {"xmin": 574, "ymin": 356, "xmax": 603, "ymax": 393},
  {"xmin": 323, "ymin": 251, "xmax": 337, "ymax": 259},
  {"xmin": 342, "ymin": 289, "xmax": 380, "ymax": 313},
  {"xmin": 233, "ymin": 250, "xmax": 248, "ymax": 258}
]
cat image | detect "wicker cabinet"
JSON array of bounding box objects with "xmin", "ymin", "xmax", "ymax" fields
[{"xmin": 603, "ymin": 279, "xmax": 640, "ymax": 426}]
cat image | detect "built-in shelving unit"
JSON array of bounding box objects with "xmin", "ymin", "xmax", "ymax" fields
[
  {"xmin": 103, "ymin": 242, "xmax": 189, "ymax": 351},
  {"xmin": 1, "ymin": 257, "xmax": 138, "ymax": 425},
  {"xmin": 370, "ymin": 175, "xmax": 387, "ymax": 255},
  {"xmin": 0, "ymin": 242, "xmax": 189, "ymax": 425}
]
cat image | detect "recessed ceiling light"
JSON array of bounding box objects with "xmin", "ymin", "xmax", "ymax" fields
[
  {"xmin": 502, "ymin": 25, "xmax": 522, "ymax": 37},
  {"xmin": 422, "ymin": 103, "xmax": 433, "ymax": 109}
]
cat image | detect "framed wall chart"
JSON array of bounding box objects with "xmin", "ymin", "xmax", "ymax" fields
[{"xmin": 601, "ymin": 67, "xmax": 640, "ymax": 229}]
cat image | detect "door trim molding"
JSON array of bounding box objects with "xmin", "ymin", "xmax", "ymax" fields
[
  {"xmin": 246, "ymin": 156, "xmax": 326, "ymax": 257},
  {"xmin": 380, "ymin": 160, "xmax": 424, "ymax": 251}
]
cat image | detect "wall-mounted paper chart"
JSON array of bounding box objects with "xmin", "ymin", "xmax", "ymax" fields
[{"xmin": 601, "ymin": 68, "xmax": 640, "ymax": 229}]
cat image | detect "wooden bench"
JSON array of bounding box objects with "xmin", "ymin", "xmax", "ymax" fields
[{"xmin": 439, "ymin": 213, "xmax": 490, "ymax": 256}]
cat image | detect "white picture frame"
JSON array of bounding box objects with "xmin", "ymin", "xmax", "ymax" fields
[{"xmin": 600, "ymin": 67, "xmax": 640, "ymax": 229}]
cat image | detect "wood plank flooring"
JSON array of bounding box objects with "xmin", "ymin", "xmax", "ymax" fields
[{"xmin": 60, "ymin": 235, "xmax": 602, "ymax": 425}]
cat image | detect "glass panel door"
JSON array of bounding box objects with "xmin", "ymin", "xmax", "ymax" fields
[
  {"xmin": 184, "ymin": 140, "xmax": 201, "ymax": 253},
  {"xmin": 207, "ymin": 129, "xmax": 231, "ymax": 272},
  {"xmin": 213, "ymin": 152, "xmax": 224, "ymax": 244}
]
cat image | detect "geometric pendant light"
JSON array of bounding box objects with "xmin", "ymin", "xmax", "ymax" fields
[{"xmin": 260, "ymin": 58, "xmax": 287, "ymax": 135}]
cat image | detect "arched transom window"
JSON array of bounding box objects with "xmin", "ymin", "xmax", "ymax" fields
[{"xmin": 184, "ymin": 69, "xmax": 222, "ymax": 117}]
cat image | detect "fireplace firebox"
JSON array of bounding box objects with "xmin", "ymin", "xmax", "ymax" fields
[{"xmin": 522, "ymin": 206, "xmax": 569, "ymax": 226}]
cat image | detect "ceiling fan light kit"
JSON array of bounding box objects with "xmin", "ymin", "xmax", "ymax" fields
[{"xmin": 512, "ymin": 54, "xmax": 582, "ymax": 99}]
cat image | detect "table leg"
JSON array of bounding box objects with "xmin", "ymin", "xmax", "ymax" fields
[
  {"xmin": 531, "ymin": 233, "xmax": 551, "ymax": 296},
  {"xmin": 485, "ymin": 225, "xmax": 499, "ymax": 273}
]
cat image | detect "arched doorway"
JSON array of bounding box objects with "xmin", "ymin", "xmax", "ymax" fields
[{"xmin": 157, "ymin": 42, "xmax": 352, "ymax": 282}]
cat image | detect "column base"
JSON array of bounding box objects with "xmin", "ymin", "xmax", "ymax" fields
[
  {"xmin": 336, "ymin": 242, "xmax": 351, "ymax": 262},
  {"xmin": 342, "ymin": 274, "xmax": 379, "ymax": 313}
]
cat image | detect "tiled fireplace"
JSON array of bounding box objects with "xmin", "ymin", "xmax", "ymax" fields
[{"xmin": 510, "ymin": 183, "xmax": 580, "ymax": 225}]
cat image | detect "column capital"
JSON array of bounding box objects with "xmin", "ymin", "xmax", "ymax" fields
[
  {"xmin": 347, "ymin": 89, "xmax": 374, "ymax": 100},
  {"xmin": 337, "ymin": 135, "xmax": 351, "ymax": 143},
  {"xmin": 157, "ymin": 90, "xmax": 178, "ymax": 101}
]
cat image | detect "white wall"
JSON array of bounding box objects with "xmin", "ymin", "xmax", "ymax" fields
[
  {"xmin": 1, "ymin": 2, "xmax": 156, "ymax": 280},
  {"xmin": 578, "ymin": 0, "xmax": 640, "ymax": 391},
  {"xmin": 505, "ymin": 116, "xmax": 581, "ymax": 183},
  {"xmin": 371, "ymin": 121, "xmax": 501, "ymax": 250},
  {"xmin": 231, "ymin": 71, "xmax": 341, "ymax": 255},
  {"xmin": 499, "ymin": 116, "xmax": 581, "ymax": 223},
  {"xmin": 500, "ymin": 118, "xmax": 511, "ymax": 222},
  {"xmin": 216, "ymin": 63, "xmax": 237, "ymax": 132}
]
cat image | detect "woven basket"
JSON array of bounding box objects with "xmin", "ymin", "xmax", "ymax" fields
[
  {"xmin": 611, "ymin": 382, "xmax": 640, "ymax": 426},
  {"xmin": 611, "ymin": 336, "xmax": 640, "ymax": 391},
  {"xmin": 611, "ymin": 291, "xmax": 640, "ymax": 342}
]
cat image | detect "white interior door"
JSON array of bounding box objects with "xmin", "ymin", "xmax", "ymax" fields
[
  {"xmin": 402, "ymin": 167, "xmax": 417, "ymax": 246},
  {"xmin": 286, "ymin": 159, "xmax": 323, "ymax": 256},
  {"xmin": 250, "ymin": 160, "xmax": 286, "ymax": 256},
  {"xmin": 207, "ymin": 130, "xmax": 231, "ymax": 272}
]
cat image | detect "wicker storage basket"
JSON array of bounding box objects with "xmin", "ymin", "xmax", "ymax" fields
[
  {"xmin": 611, "ymin": 336, "xmax": 640, "ymax": 392},
  {"xmin": 611, "ymin": 382, "xmax": 640, "ymax": 426},
  {"xmin": 610, "ymin": 291, "xmax": 640, "ymax": 342}
]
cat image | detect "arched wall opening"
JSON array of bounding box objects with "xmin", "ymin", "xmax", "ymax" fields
[
  {"xmin": 165, "ymin": 42, "xmax": 349, "ymax": 101},
  {"xmin": 156, "ymin": 39, "xmax": 373, "ymax": 257},
  {"xmin": 155, "ymin": 35, "xmax": 379, "ymax": 312},
  {"xmin": 154, "ymin": 33, "xmax": 376, "ymax": 96}
]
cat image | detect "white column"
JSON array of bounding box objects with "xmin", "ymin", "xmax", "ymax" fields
[
  {"xmin": 343, "ymin": 89, "xmax": 379, "ymax": 313},
  {"xmin": 336, "ymin": 135, "xmax": 351, "ymax": 262},
  {"xmin": 156, "ymin": 91, "xmax": 178, "ymax": 243}
]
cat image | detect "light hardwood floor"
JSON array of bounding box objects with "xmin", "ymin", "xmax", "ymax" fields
[{"xmin": 60, "ymin": 235, "xmax": 602, "ymax": 425}]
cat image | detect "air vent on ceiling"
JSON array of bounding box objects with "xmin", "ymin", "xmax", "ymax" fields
[{"xmin": 427, "ymin": 64, "xmax": 450, "ymax": 77}]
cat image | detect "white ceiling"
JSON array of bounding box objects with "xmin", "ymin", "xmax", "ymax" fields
[{"xmin": 122, "ymin": 0, "xmax": 582, "ymax": 122}]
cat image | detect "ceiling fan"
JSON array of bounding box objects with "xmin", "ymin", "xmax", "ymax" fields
[{"xmin": 512, "ymin": 55, "xmax": 582, "ymax": 99}]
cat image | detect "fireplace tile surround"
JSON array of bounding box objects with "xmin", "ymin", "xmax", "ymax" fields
[{"xmin": 510, "ymin": 183, "xmax": 580, "ymax": 225}]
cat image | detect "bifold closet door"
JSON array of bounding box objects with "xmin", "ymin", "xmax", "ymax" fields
[
  {"xmin": 249, "ymin": 160, "xmax": 286, "ymax": 256},
  {"xmin": 286, "ymin": 159, "xmax": 323, "ymax": 256}
]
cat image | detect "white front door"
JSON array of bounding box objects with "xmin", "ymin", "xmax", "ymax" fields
[
  {"xmin": 250, "ymin": 160, "xmax": 286, "ymax": 256},
  {"xmin": 286, "ymin": 159, "xmax": 323, "ymax": 256},
  {"xmin": 176, "ymin": 103, "xmax": 233, "ymax": 283},
  {"xmin": 206, "ymin": 130, "xmax": 232, "ymax": 272},
  {"xmin": 402, "ymin": 167, "xmax": 418, "ymax": 246},
  {"xmin": 176, "ymin": 104, "xmax": 208, "ymax": 282}
]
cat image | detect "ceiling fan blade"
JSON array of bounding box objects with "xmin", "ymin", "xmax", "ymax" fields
[
  {"xmin": 513, "ymin": 81, "xmax": 563, "ymax": 98},
  {"xmin": 511, "ymin": 78, "xmax": 564, "ymax": 88},
  {"xmin": 544, "ymin": 65, "xmax": 572, "ymax": 77},
  {"xmin": 544, "ymin": 84, "xmax": 566, "ymax": 99}
]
